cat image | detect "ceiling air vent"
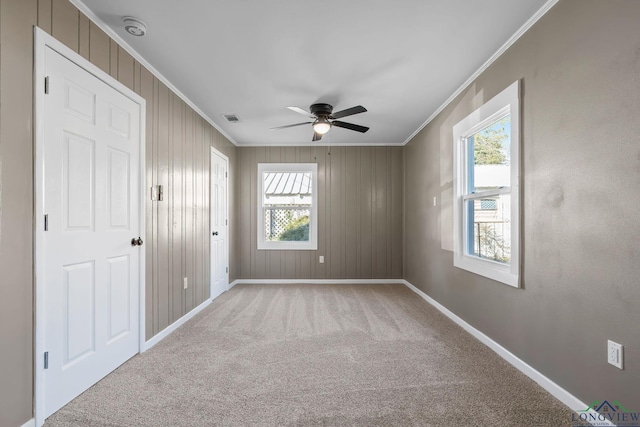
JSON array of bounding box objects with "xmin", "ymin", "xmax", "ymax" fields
[{"xmin": 222, "ymin": 114, "xmax": 241, "ymax": 123}]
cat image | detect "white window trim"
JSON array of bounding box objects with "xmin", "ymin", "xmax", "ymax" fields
[
  {"xmin": 257, "ymin": 163, "xmax": 318, "ymax": 250},
  {"xmin": 452, "ymin": 80, "xmax": 520, "ymax": 288}
]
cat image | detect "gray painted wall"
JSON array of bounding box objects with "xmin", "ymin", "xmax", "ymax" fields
[
  {"xmin": 0, "ymin": 2, "xmax": 35, "ymax": 425},
  {"xmin": 236, "ymin": 146, "xmax": 403, "ymax": 280},
  {"xmin": 2, "ymin": 0, "xmax": 639, "ymax": 425},
  {"xmin": 140, "ymin": 75, "xmax": 237, "ymax": 339},
  {"xmin": 0, "ymin": 0, "xmax": 236, "ymax": 425},
  {"xmin": 404, "ymin": 0, "xmax": 640, "ymax": 406}
]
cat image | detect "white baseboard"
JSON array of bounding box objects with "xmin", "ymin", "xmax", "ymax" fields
[
  {"xmin": 231, "ymin": 278, "xmax": 405, "ymax": 285},
  {"xmin": 401, "ymin": 280, "xmax": 612, "ymax": 427},
  {"xmin": 21, "ymin": 418, "xmax": 35, "ymax": 427},
  {"xmin": 142, "ymin": 298, "xmax": 212, "ymax": 351}
]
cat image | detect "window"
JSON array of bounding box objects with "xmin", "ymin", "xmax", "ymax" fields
[
  {"xmin": 479, "ymin": 199, "xmax": 497, "ymax": 210},
  {"xmin": 453, "ymin": 80, "xmax": 520, "ymax": 287},
  {"xmin": 257, "ymin": 163, "xmax": 318, "ymax": 250}
]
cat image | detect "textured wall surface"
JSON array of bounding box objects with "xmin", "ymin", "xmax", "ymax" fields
[
  {"xmin": 0, "ymin": 2, "xmax": 36, "ymax": 426},
  {"xmin": 3, "ymin": 0, "xmax": 640, "ymax": 426},
  {"xmin": 0, "ymin": 1, "xmax": 236, "ymax": 425},
  {"xmin": 236, "ymin": 146, "xmax": 403, "ymax": 280},
  {"xmin": 404, "ymin": 0, "xmax": 640, "ymax": 406}
]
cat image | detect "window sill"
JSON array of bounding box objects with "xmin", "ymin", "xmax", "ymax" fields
[
  {"xmin": 257, "ymin": 241, "xmax": 317, "ymax": 251},
  {"xmin": 454, "ymin": 254, "xmax": 519, "ymax": 288}
]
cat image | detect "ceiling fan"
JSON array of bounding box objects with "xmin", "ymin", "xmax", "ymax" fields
[{"xmin": 270, "ymin": 103, "xmax": 369, "ymax": 141}]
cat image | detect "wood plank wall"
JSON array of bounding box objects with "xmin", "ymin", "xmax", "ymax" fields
[
  {"xmin": 0, "ymin": 1, "xmax": 236, "ymax": 424},
  {"xmin": 236, "ymin": 146, "xmax": 403, "ymax": 280}
]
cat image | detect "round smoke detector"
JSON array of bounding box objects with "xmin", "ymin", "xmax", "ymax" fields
[{"xmin": 122, "ymin": 17, "xmax": 147, "ymax": 37}]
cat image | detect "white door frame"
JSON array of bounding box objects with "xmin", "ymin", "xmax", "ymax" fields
[
  {"xmin": 210, "ymin": 147, "xmax": 230, "ymax": 295},
  {"xmin": 33, "ymin": 27, "xmax": 146, "ymax": 426}
]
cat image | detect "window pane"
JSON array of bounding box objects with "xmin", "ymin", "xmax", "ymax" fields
[
  {"xmin": 468, "ymin": 115, "xmax": 510, "ymax": 192},
  {"xmin": 264, "ymin": 207, "xmax": 310, "ymax": 242},
  {"xmin": 480, "ymin": 199, "xmax": 497, "ymax": 210},
  {"xmin": 466, "ymin": 194, "xmax": 511, "ymax": 264},
  {"xmin": 263, "ymin": 172, "xmax": 312, "ymax": 205},
  {"xmin": 263, "ymin": 172, "xmax": 312, "ymax": 242}
]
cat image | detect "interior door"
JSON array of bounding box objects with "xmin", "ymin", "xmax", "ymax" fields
[
  {"xmin": 210, "ymin": 150, "xmax": 228, "ymax": 299},
  {"xmin": 42, "ymin": 46, "xmax": 142, "ymax": 418}
]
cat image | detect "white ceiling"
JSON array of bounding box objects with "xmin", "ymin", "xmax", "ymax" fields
[{"xmin": 74, "ymin": 0, "xmax": 550, "ymax": 146}]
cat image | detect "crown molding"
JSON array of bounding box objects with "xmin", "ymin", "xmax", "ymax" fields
[
  {"xmin": 401, "ymin": 0, "xmax": 560, "ymax": 146},
  {"xmin": 70, "ymin": 0, "xmax": 559, "ymax": 149},
  {"xmin": 69, "ymin": 0, "xmax": 239, "ymax": 147}
]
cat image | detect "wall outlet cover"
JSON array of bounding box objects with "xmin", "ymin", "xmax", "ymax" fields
[{"xmin": 607, "ymin": 340, "xmax": 623, "ymax": 369}]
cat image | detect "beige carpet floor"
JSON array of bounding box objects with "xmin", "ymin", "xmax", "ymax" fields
[{"xmin": 45, "ymin": 283, "xmax": 581, "ymax": 426}]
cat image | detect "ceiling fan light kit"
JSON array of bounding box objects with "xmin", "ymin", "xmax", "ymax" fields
[
  {"xmin": 312, "ymin": 118, "xmax": 331, "ymax": 135},
  {"xmin": 271, "ymin": 103, "xmax": 369, "ymax": 141}
]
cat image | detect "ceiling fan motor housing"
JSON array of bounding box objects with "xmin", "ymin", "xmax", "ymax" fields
[{"xmin": 310, "ymin": 103, "xmax": 333, "ymax": 117}]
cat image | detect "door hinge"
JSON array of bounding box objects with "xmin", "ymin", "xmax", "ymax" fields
[
  {"xmin": 44, "ymin": 351, "xmax": 49, "ymax": 369},
  {"xmin": 226, "ymin": 267, "xmax": 229, "ymax": 273},
  {"xmin": 225, "ymin": 171, "xmax": 228, "ymax": 178},
  {"xmin": 44, "ymin": 214, "xmax": 49, "ymax": 231},
  {"xmin": 151, "ymin": 185, "xmax": 164, "ymax": 201},
  {"xmin": 225, "ymin": 219, "xmax": 228, "ymax": 226},
  {"xmin": 44, "ymin": 76, "xmax": 50, "ymax": 94}
]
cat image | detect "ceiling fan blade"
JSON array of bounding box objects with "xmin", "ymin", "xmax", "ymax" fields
[
  {"xmin": 331, "ymin": 105, "xmax": 367, "ymax": 119},
  {"xmin": 332, "ymin": 120, "xmax": 369, "ymax": 133},
  {"xmin": 287, "ymin": 106, "xmax": 313, "ymax": 117},
  {"xmin": 312, "ymin": 132, "xmax": 323, "ymax": 142},
  {"xmin": 270, "ymin": 122, "xmax": 312, "ymax": 130}
]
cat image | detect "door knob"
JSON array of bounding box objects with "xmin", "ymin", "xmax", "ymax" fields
[
  {"xmin": 131, "ymin": 237, "xmax": 143, "ymax": 246},
  {"xmin": 212, "ymin": 231, "xmax": 219, "ymax": 236}
]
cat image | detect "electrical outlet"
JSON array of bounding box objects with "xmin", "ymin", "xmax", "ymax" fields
[
  {"xmin": 319, "ymin": 256, "xmax": 324, "ymax": 264},
  {"xmin": 608, "ymin": 340, "xmax": 623, "ymax": 369},
  {"xmin": 183, "ymin": 277, "xmax": 188, "ymax": 290},
  {"xmin": 433, "ymin": 196, "xmax": 437, "ymax": 207}
]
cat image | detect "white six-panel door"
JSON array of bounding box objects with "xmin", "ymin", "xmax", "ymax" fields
[
  {"xmin": 210, "ymin": 149, "xmax": 228, "ymax": 300},
  {"xmin": 41, "ymin": 45, "xmax": 142, "ymax": 419}
]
